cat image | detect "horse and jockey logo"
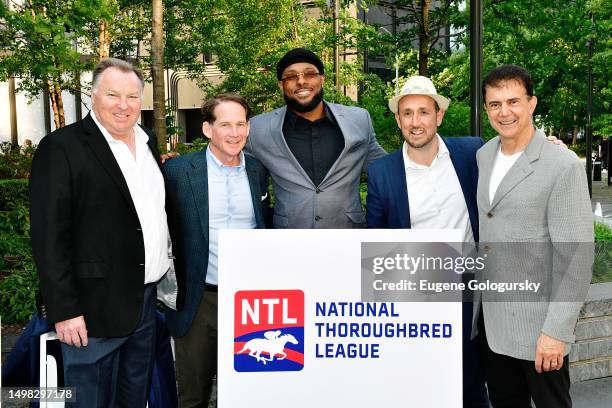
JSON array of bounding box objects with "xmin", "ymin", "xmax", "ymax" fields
[
  {"xmin": 234, "ymin": 290, "xmax": 304, "ymax": 372},
  {"xmin": 237, "ymin": 330, "xmax": 299, "ymax": 365}
]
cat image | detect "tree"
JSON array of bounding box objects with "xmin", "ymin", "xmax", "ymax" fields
[
  {"xmin": 151, "ymin": 0, "xmax": 166, "ymax": 149},
  {"xmin": 0, "ymin": 1, "xmax": 98, "ymax": 128},
  {"xmin": 375, "ymin": 1, "xmax": 465, "ymax": 77},
  {"xmin": 422, "ymin": 0, "xmax": 610, "ymax": 144}
]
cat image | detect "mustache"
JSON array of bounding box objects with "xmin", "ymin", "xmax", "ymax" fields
[{"xmin": 283, "ymin": 87, "xmax": 324, "ymax": 113}]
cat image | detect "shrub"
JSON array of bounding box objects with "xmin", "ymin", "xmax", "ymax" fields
[
  {"xmin": 0, "ymin": 258, "xmax": 37, "ymax": 323},
  {"xmin": 0, "ymin": 142, "xmax": 34, "ymax": 180},
  {"xmin": 593, "ymin": 223, "xmax": 612, "ymax": 284},
  {"xmin": 0, "ymin": 178, "xmax": 37, "ymax": 324},
  {"xmin": 568, "ymin": 143, "xmax": 587, "ymax": 158},
  {"xmin": 173, "ymin": 138, "xmax": 208, "ymax": 155}
]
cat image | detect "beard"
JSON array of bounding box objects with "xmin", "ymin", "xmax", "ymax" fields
[
  {"xmin": 284, "ymin": 87, "xmax": 324, "ymax": 113},
  {"xmin": 404, "ymin": 128, "xmax": 437, "ymax": 149}
]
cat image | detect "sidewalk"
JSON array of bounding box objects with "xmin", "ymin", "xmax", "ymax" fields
[
  {"xmin": 3, "ymin": 326, "xmax": 611, "ymax": 407},
  {"xmin": 572, "ymin": 377, "xmax": 612, "ymax": 407}
]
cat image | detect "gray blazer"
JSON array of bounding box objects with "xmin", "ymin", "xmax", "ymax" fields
[
  {"xmin": 472, "ymin": 130, "xmax": 593, "ymax": 360},
  {"xmin": 247, "ymin": 102, "xmax": 386, "ymax": 228}
]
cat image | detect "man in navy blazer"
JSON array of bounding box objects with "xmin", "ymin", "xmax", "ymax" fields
[
  {"xmin": 366, "ymin": 76, "xmax": 488, "ymax": 407},
  {"xmin": 164, "ymin": 94, "xmax": 269, "ymax": 407}
]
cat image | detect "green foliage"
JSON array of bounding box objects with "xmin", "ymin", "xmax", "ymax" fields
[
  {"xmin": 482, "ymin": 0, "xmax": 609, "ymax": 139},
  {"xmin": 174, "ymin": 138, "xmax": 208, "ymax": 155},
  {"xmin": 382, "ymin": 1, "xmax": 465, "ymax": 76},
  {"xmin": 0, "ymin": 179, "xmax": 36, "ymax": 323},
  {"xmin": 359, "ymin": 74, "xmax": 398, "ymax": 152},
  {"xmin": 568, "ymin": 143, "xmax": 588, "ymax": 158},
  {"xmin": 593, "ymin": 223, "xmax": 612, "ymax": 283},
  {"xmin": 0, "ymin": 179, "xmax": 29, "ymax": 212},
  {"xmin": 0, "ymin": 1, "xmax": 99, "ymax": 98},
  {"xmin": 0, "ymin": 263, "xmax": 38, "ymax": 324},
  {"xmin": 0, "ymin": 142, "xmax": 35, "ymax": 180},
  {"xmin": 595, "ymin": 222, "xmax": 612, "ymax": 242}
]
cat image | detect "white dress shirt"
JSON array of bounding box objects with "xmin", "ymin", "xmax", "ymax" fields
[
  {"xmin": 403, "ymin": 135, "xmax": 475, "ymax": 243},
  {"xmin": 206, "ymin": 147, "xmax": 256, "ymax": 286},
  {"xmin": 91, "ymin": 110, "xmax": 170, "ymax": 284},
  {"xmin": 489, "ymin": 146, "xmax": 523, "ymax": 204}
]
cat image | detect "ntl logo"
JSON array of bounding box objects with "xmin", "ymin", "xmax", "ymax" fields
[{"xmin": 234, "ymin": 290, "xmax": 304, "ymax": 372}]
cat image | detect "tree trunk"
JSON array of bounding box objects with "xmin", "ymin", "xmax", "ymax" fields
[
  {"xmin": 98, "ymin": 20, "xmax": 110, "ymax": 58},
  {"xmin": 418, "ymin": 0, "xmax": 431, "ymax": 76},
  {"xmin": 8, "ymin": 77, "xmax": 18, "ymax": 146},
  {"xmin": 54, "ymin": 78, "xmax": 65, "ymax": 128},
  {"xmin": 151, "ymin": 0, "xmax": 167, "ymax": 151},
  {"xmin": 45, "ymin": 76, "xmax": 65, "ymax": 130},
  {"xmin": 572, "ymin": 115, "xmax": 578, "ymax": 145}
]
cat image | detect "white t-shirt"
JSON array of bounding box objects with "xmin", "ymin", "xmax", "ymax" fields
[{"xmin": 489, "ymin": 146, "xmax": 523, "ymax": 204}]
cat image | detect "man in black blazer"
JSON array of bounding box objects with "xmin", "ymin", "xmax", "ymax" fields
[{"xmin": 29, "ymin": 58, "xmax": 184, "ymax": 407}]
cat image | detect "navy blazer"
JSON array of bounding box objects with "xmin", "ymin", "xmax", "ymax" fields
[
  {"xmin": 366, "ymin": 136, "xmax": 483, "ymax": 242},
  {"xmin": 163, "ymin": 149, "xmax": 269, "ymax": 338},
  {"xmin": 366, "ymin": 136, "xmax": 490, "ymax": 407}
]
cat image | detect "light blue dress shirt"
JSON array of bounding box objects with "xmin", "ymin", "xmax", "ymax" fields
[{"xmin": 206, "ymin": 147, "xmax": 256, "ymax": 285}]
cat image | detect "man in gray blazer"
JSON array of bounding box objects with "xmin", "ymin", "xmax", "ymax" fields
[
  {"xmin": 473, "ymin": 65, "xmax": 593, "ymax": 407},
  {"xmin": 247, "ymin": 48, "xmax": 386, "ymax": 228}
]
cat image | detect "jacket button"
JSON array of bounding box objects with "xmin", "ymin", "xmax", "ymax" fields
[
  {"xmin": 487, "ymin": 212, "xmax": 493, "ymax": 218},
  {"xmin": 136, "ymin": 227, "xmax": 142, "ymax": 231},
  {"xmin": 315, "ymin": 216, "xmax": 322, "ymax": 221},
  {"xmin": 316, "ymin": 188, "xmax": 321, "ymax": 194},
  {"xmin": 139, "ymin": 263, "xmax": 145, "ymax": 266},
  {"xmin": 484, "ymin": 245, "xmax": 490, "ymax": 251}
]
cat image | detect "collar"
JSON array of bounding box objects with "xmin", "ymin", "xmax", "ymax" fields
[
  {"xmin": 90, "ymin": 109, "xmax": 148, "ymax": 146},
  {"xmin": 206, "ymin": 145, "xmax": 246, "ymax": 170},
  {"xmin": 403, "ymin": 134, "xmax": 449, "ymax": 170},
  {"xmin": 285, "ymin": 101, "xmax": 337, "ymax": 128}
]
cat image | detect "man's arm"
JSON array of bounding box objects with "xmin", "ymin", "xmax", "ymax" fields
[
  {"xmin": 537, "ymin": 159, "xmax": 594, "ymax": 372},
  {"xmin": 30, "ymin": 137, "xmax": 88, "ymax": 346}
]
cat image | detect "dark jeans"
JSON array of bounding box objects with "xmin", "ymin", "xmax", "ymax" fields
[{"xmin": 61, "ymin": 284, "xmax": 157, "ymax": 408}]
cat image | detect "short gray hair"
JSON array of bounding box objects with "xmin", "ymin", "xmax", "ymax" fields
[{"xmin": 92, "ymin": 58, "xmax": 145, "ymax": 92}]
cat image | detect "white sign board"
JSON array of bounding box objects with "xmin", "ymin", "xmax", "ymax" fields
[{"xmin": 218, "ymin": 229, "xmax": 462, "ymax": 407}]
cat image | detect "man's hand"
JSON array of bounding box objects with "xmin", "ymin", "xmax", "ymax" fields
[
  {"xmin": 55, "ymin": 315, "xmax": 88, "ymax": 347},
  {"xmin": 546, "ymin": 135, "xmax": 568, "ymax": 149},
  {"xmin": 535, "ymin": 332, "xmax": 565, "ymax": 373},
  {"xmin": 160, "ymin": 151, "xmax": 180, "ymax": 163}
]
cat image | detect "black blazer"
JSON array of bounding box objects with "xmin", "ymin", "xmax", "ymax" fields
[{"xmin": 29, "ymin": 114, "xmax": 185, "ymax": 337}]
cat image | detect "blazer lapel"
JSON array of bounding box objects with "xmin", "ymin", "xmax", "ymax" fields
[
  {"xmin": 270, "ymin": 107, "xmax": 315, "ymax": 187},
  {"xmin": 390, "ymin": 149, "xmax": 411, "ymax": 228},
  {"xmin": 445, "ymin": 138, "xmax": 478, "ymax": 239},
  {"xmin": 477, "ymin": 137, "xmax": 499, "ymax": 212},
  {"xmin": 186, "ymin": 150, "xmax": 209, "ymax": 244},
  {"xmin": 490, "ymin": 131, "xmax": 544, "ymax": 210},
  {"xmin": 320, "ymin": 103, "xmax": 350, "ymax": 186},
  {"xmin": 144, "ymin": 128, "xmax": 163, "ymax": 170},
  {"xmin": 80, "ymin": 114, "xmax": 138, "ymax": 217},
  {"xmin": 245, "ymin": 155, "xmax": 265, "ymax": 228}
]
